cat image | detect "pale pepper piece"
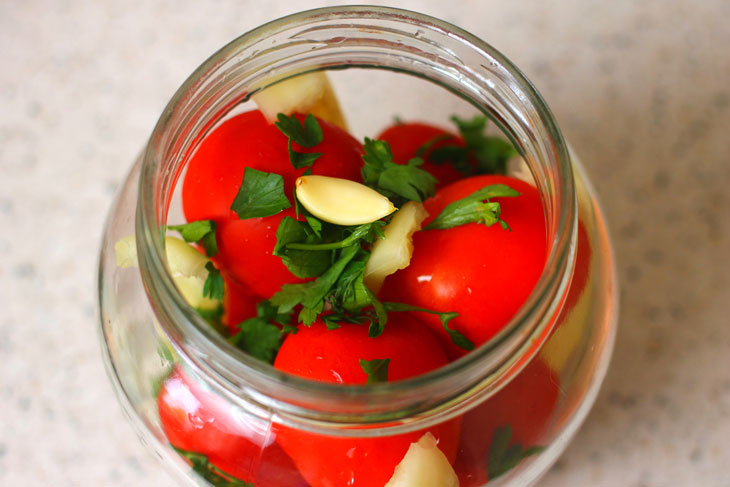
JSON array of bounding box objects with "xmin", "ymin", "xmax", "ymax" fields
[
  {"xmin": 385, "ymin": 433, "xmax": 460, "ymax": 487},
  {"xmin": 252, "ymin": 71, "xmax": 349, "ymax": 131},
  {"xmin": 363, "ymin": 201, "xmax": 429, "ymax": 294},
  {"xmin": 114, "ymin": 235, "xmax": 220, "ymax": 311}
]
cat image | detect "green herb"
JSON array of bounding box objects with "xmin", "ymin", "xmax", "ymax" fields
[
  {"xmin": 427, "ymin": 115, "xmax": 518, "ymax": 176},
  {"xmin": 228, "ymin": 299, "xmax": 294, "ymax": 363},
  {"xmin": 230, "ymin": 167, "xmax": 291, "ymax": 219},
  {"xmin": 274, "ymin": 216, "xmax": 332, "ymax": 278},
  {"xmin": 174, "ymin": 448, "xmax": 254, "ymax": 487},
  {"xmin": 424, "ymin": 184, "xmax": 520, "ymax": 231},
  {"xmin": 415, "ymin": 133, "xmax": 457, "ymax": 158},
  {"xmin": 359, "ymin": 358, "xmax": 390, "ymax": 384},
  {"xmin": 383, "ymin": 302, "xmax": 472, "ymax": 350},
  {"xmin": 487, "ymin": 425, "xmax": 545, "ymax": 479},
  {"xmin": 229, "ymin": 317, "xmax": 283, "ymax": 363},
  {"xmin": 203, "ymin": 262, "xmax": 225, "ymax": 300},
  {"xmin": 271, "ymin": 244, "xmax": 361, "ymax": 323},
  {"xmin": 361, "ymin": 138, "xmax": 437, "ymax": 204},
  {"xmin": 275, "ymin": 113, "xmax": 323, "ymax": 168},
  {"xmin": 285, "ymin": 221, "xmax": 385, "ymax": 251},
  {"xmin": 168, "ymin": 220, "xmax": 218, "ymax": 257},
  {"xmin": 256, "ymin": 299, "xmax": 295, "ymax": 330}
]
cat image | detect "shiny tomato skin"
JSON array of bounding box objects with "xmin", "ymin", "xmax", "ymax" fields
[
  {"xmin": 454, "ymin": 358, "xmax": 560, "ymax": 485},
  {"xmin": 158, "ymin": 367, "xmax": 306, "ymax": 486},
  {"xmin": 214, "ymin": 207, "xmax": 306, "ymax": 299},
  {"xmin": 377, "ymin": 121, "xmax": 467, "ymax": 187},
  {"xmin": 380, "ymin": 175, "xmax": 547, "ymax": 358},
  {"xmin": 273, "ymin": 318, "xmax": 461, "ymax": 487},
  {"xmin": 182, "ymin": 110, "xmax": 363, "ymax": 223}
]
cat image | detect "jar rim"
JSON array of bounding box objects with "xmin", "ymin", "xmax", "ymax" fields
[{"xmin": 136, "ymin": 5, "xmax": 576, "ymax": 428}]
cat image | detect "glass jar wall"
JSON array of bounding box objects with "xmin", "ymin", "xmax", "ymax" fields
[{"xmin": 98, "ymin": 6, "xmax": 617, "ymax": 487}]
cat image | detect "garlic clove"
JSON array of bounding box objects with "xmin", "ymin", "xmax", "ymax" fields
[{"xmin": 295, "ymin": 175, "xmax": 396, "ymax": 226}]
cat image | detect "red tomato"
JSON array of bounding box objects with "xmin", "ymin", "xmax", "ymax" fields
[
  {"xmin": 182, "ymin": 110, "xmax": 364, "ymax": 223},
  {"xmin": 158, "ymin": 367, "xmax": 306, "ymax": 486},
  {"xmin": 454, "ymin": 358, "xmax": 560, "ymax": 485},
  {"xmin": 214, "ymin": 207, "xmax": 308, "ymax": 298},
  {"xmin": 273, "ymin": 317, "xmax": 461, "ymax": 487},
  {"xmin": 377, "ymin": 121, "xmax": 467, "ymax": 187},
  {"xmin": 380, "ymin": 175, "xmax": 547, "ymax": 358}
]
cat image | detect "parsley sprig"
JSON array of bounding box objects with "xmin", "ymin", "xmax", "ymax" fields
[
  {"xmin": 487, "ymin": 425, "xmax": 545, "ymax": 479},
  {"xmin": 382, "ymin": 302, "xmax": 473, "ymax": 350},
  {"xmin": 228, "ymin": 300, "xmax": 293, "ymax": 363},
  {"xmin": 427, "ymin": 115, "xmax": 518, "ymax": 176},
  {"xmin": 361, "ymin": 138, "xmax": 438, "ymax": 205},
  {"xmin": 424, "ymin": 184, "xmax": 521, "ymax": 231},
  {"xmin": 359, "ymin": 358, "xmax": 390, "ymax": 384},
  {"xmin": 230, "ymin": 167, "xmax": 291, "ymax": 219},
  {"xmin": 202, "ymin": 262, "xmax": 225, "ymax": 300},
  {"xmin": 275, "ymin": 113, "xmax": 324, "ymax": 169},
  {"xmin": 175, "ymin": 448, "xmax": 253, "ymax": 487},
  {"xmin": 168, "ymin": 220, "xmax": 218, "ymax": 257}
]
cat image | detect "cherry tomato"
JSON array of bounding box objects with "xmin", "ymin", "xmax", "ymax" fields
[
  {"xmin": 183, "ymin": 110, "xmax": 364, "ymax": 223},
  {"xmin": 214, "ymin": 207, "xmax": 308, "ymax": 298},
  {"xmin": 158, "ymin": 367, "xmax": 306, "ymax": 486},
  {"xmin": 273, "ymin": 317, "xmax": 461, "ymax": 487},
  {"xmin": 377, "ymin": 121, "xmax": 467, "ymax": 187},
  {"xmin": 380, "ymin": 175, "xmax": 547, "ymax": 358},
  {"xmin": 454, "ymin": 358, "xmax": 560, "ymax": 485}
]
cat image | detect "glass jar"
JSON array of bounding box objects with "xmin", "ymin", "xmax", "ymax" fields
[{"xmin": 98, "ymin": 6, "xmax": 617, "ymax": 487}]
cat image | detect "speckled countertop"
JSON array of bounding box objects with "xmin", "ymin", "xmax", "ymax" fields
[{"xmin": 1, "ymin": 1, "xmax": 729, "ymax": 486}]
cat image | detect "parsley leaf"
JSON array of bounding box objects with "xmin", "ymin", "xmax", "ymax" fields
[
  {"xmin": 228, "ymin": 299, "xmax": 294, "ymax": 363},
  {"xmin": 361, "ymin": 138, "xmax": 437, "ymax": 204},
  {"xmin": 383, "ymin": 302, "xmax": 472, "ymax": 350},
  {"xmin": 202, "ymin": 262, "xmax": 224, "ymax": 300},
  {"xmin": 487, "ymin": 425, "xmax": 545, "ymax": 479},
  {"xmin": 274, "ymin": 216, "xmax": 332, "ymax": 278},
  {"xmin": 270, "ymin": 244, "xmax": 360, "ymax": 322},
  {"xmin": 230, "ymin": 167, "xmax": 291, "ymax": 219},
  {"xmin": 333, "ymin": 258, "xmax": 372, "ymax": 312},
  {"xmin": 428, "ymin": 115, "xmax": 518, "ymax": 176},
  {"xmin": 175, "ymin": 448, "xmax": 254, "ymax": 487},
  {"xmin": 424, "ymin": 184, "xmax": 520, "ymax": 231},
  {"xmin": 289, "ymin": 147, "xmax": 322, "ymax": 169},
  {"xmin": 255, "ymin": 299, "xmax": 295, "ymax": 330},
  {"xmin": 229, "ymin": 317, "xmax": 282, "ymax": 363},
  {"xmin": 168, "ymin": 220, "xmax": 218, "ymax": 257},
  {"xmin": 275, "ymin": 113, "xmax": 323, "ymax": 147},
  {"xmin": 275, "ymin": 113, "xmax": 323, "ymax": 169},
  {"xmin": 359, "ymin": 358, "xmax": 390, "ymax": 384}
]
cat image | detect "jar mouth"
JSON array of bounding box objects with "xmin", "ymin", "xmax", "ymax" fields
[{"xmin": 136, "ymin": 6, "xmax": 576, "ymax": 428}]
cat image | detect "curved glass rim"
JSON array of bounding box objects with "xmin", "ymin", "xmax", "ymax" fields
[{"xmin": 136, "ymin": 5, "xmax": 576, "ymax": 426}]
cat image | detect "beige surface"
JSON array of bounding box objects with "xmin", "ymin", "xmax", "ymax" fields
[{"xmin": 1, "ymin": 1, "xmax": 729, "ymax": 486}]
